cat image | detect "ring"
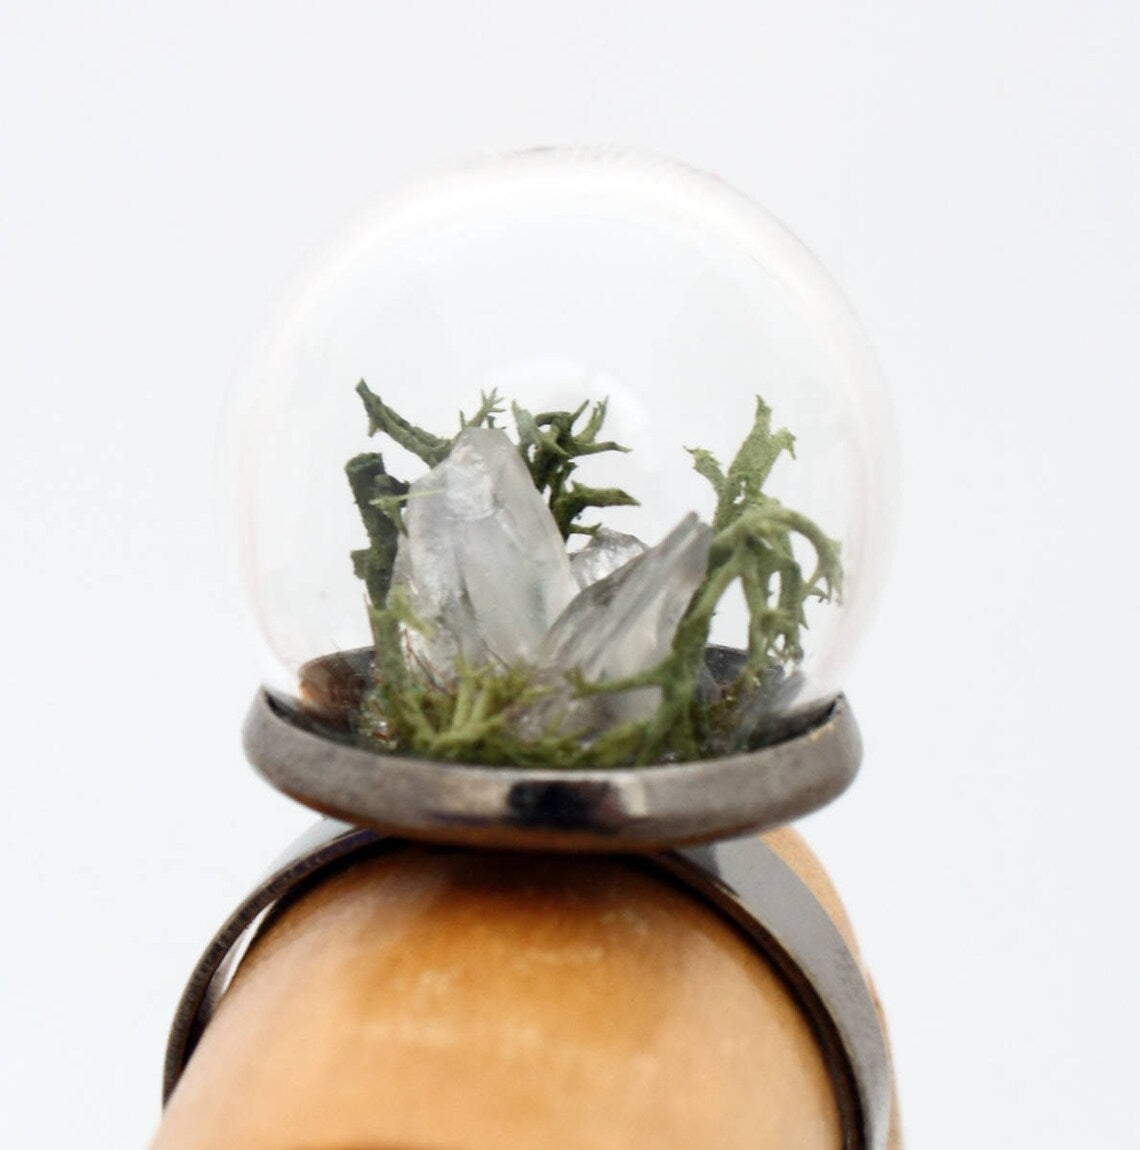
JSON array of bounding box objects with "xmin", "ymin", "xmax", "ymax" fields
[{"xmin": 163, "ymin": 819, "xmax": 891, "ymax": 1149}]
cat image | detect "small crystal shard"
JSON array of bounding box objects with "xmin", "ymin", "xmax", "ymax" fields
[
  {"xmin": 521, "ymin": 513, "xmax": 712, "ymax": 735},
  {"xmin": 390, "ymin": 427, "xmax": 578, "ymax": 676},
  {"xmin": 569, "ymin": 527, "xmax": 647, "ymax": 588}
]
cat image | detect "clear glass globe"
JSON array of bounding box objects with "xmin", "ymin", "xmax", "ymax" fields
[{"xmin": 230, "ymin": 147, "xmax": 895, "ymax": 765}]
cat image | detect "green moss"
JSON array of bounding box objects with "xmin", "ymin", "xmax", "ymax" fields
[
  {"xmin": 345, "ymin": 384, "xmax": 841, "ymax": 766},
  {"xmin": 511, "ymin": 398, "xmax": 638, "ymax": 538}
]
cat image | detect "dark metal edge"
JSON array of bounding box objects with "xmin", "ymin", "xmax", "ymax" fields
[
  {"xmin": 161, "ymin": 823, "xmax": 381, "ymax": 1102},
  {"xmin": 668, "ymin": 839, "xmax": 892, "ymax": 1150},
  {"xmin": 244, "ymin": 689, "xmax": 861, "ymax": 851}
]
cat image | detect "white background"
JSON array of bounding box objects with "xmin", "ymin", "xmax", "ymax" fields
[{"xmin": 2, "ymin": 3, "xmax": 1138, "ymax": 1147}]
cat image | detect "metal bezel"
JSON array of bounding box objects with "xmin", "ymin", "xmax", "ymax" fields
[{"xmin": 244, "ymin": 689, "xmax": 861, "ymax": 851}]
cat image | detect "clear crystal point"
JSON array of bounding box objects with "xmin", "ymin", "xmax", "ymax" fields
[
  {"xmin": 569, "ymin": 527, "xmax": 647, "ymax": 588},
  {"xmin": 522, "ymin": 513, "xmax": 712, "ymax": 735},
  {"xmin": 390, "ymin": 426, "xmax": 578, "ymax": 676}
]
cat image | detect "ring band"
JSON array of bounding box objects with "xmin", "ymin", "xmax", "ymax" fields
[{"xmin": 163, "ymin": 820, "xmax": 890, "ymax": 1150}]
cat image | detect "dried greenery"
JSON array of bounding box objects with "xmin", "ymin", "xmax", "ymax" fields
[
  {"xmin": 345, "ymin": 382, "xmax": 841, "ymax": 766},
  {"xmin": 510, "ymin": 398, "xmax": 637, "ymax": 538},
  {"xmin": 349, "ymin": 380, "xmax": 636, "ymax": 548}
]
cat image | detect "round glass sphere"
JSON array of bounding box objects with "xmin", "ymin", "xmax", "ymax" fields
[{"xmin": 231, "ymin": 147, "xmax": 895, "ymax": 765}]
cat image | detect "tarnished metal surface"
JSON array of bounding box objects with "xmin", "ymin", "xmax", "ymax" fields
[
  {"xmin": 161, "ymin": 821, "xmax": 381, "ymax": 1102},
  {"xmin": 244, "ymin": 689, "xmax": 861, "ymax": 851},
  {"xmin": 661, "ymin": 841, "xmax": 891, "ymax": 1150},
  {"xmin": 163, "ymin": 821, "xmax": 890, "ymax": 1150}
]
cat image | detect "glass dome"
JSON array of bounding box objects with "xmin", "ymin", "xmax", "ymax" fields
[{"xmin": 230, "ymin": 147, "xmax": 895, "ymax": 767}]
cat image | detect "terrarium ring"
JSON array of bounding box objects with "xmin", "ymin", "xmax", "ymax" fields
[{"xmin": 231, "ymin": 148, "xmax": 895, "ymax": 847}]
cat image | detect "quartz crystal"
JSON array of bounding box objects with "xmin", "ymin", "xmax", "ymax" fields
[
  {"xmin": 569, "ymin": 528, "xmax": 647, "ymax": 589},
  {"xmin": 390, "ymin": 426, "xmax": 578, "ymax": 676},
  {"xmin": 522, "ymin": 513, "xmax": 712, "ymax": 736},
  {"xmin": 391, "ymin": 429, "xmax": 711, "ymax": 739}
]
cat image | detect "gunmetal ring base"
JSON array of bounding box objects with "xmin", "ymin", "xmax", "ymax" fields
[{"xmin": 245, "ymin": 688, "xmax": 862, "ymax": 851}]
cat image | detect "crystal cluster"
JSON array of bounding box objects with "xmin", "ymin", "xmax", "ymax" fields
[{"xmin": 390, "ymin": 427, "xmax": 710, "ymax": 737}]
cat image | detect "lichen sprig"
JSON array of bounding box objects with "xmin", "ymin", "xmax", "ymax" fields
[
  {"xmin": 358, "ymin": 593, "xmax": 585, "ymax": 765},
  {"xmin": 513, "ymin": 398, "xmax": 842, "ymax": 765},
  {"xmin": 511, "ymin": 398, "xmax": 638, "ymax": 538},
  {"xmin": 344, "ymin": 452, "xmax": 408, "ymax": 608},
  {"xmin": 687, "ymin": 397, "xmax": 842, "ymax": 672}
]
